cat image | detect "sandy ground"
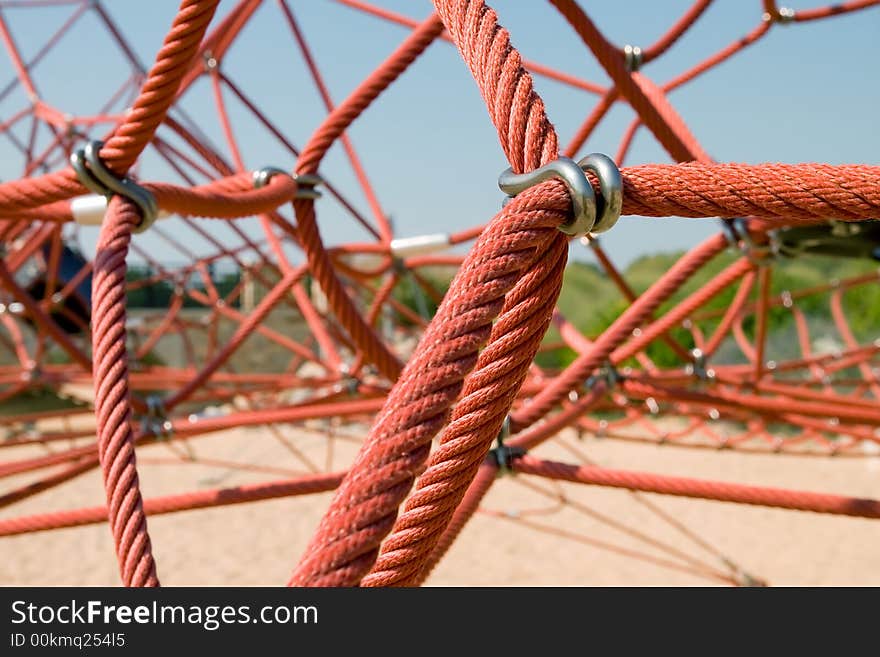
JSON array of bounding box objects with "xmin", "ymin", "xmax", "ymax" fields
[{"xmin": 2, "ymin": 420, "xmax": 880, "ymax": 587}]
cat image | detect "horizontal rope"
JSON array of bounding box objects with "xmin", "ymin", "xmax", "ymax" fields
[
  {"xmin": 513, "ymin": 456, "xmax": 880, "ymax": 518},
  {"xmin": 6, "ymin": 162, "xmax": 878, "ymax": 228},
  {"xmin": 0, "ymin": 471, "xmax": 344, "ymax": 537}
]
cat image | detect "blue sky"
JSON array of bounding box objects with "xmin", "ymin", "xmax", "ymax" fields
[{"xmin": 1, "ymin": 0, "xmax": 878, "ymax": 268}]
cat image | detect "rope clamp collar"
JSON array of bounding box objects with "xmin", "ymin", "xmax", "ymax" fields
[
  {"xmin": 722, "ymin": 217, "xmax": 775, "ymax": 264},
  {"xmin": 498, "ymin": 153, "xmax": 622, "ymax": 238},
  {"xmin": 70, "ymin": 140, "xmax": 158, "ymax": 233},
  {"xmin": 684, "ymin": 348, "xmax": 715, "ymax": 381},
  {"xmin": 623, "ymin": 45, "xmax": 643, "ymax": 72},
  {"xmin": 764, "ymin": 7, "xmax": 795, "ymax": 23},
  {"xmin": 141, "ymin": 394, "xmax": 173, "ymax": 440},
  {"xmin": 335, "ymin": 363, "xmax": 361, "ymax": 395},
  {"xmin": 488, "ymin": 415, "xmax": 525, "ymax": 475},
  {"xmin": 586, "ymin": 360, "xmax": 623, "ymax": 391},
  {"xmin": 253, "ymin": 166, "xmax": 322, "ymax": 200}
]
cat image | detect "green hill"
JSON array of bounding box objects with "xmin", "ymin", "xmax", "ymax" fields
[{"xmin": 540, "ymin": 248, "xmax": 880, "ymax": 371}]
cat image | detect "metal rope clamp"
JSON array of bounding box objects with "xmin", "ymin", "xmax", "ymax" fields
[
  {"xmin": 488, "ymin": 415, "xmax": 525, "ymax": 475},
  {"xmin": 141, "ymin": 394, "xmax": 173, "ymax": 440},
  {"xmin": 335, "ymin": 362, "xmax": 360, "ymax": 395},
  {"xmin": 585, "ymin": 359, "xmax": 623, "ymax": 391},
  {"xmin": 70, "ymin": 140, "xmax": 158, "ymax": 233},
  {"xmin": 623, "ymin": 45, "xmax": 643, "ymax": 72},
  {"xmin": 684, "ymin": 348, "xmax": 715, "ymax": 382},
  {"xmin": 721, "ymin": 217, "xmax": 776, "ymax": 265},
  {"xmin": 498, "ymin": 153, "xmax": 623, "ymax": 238},
  {"xmin": 253, "ymin": 166, "xmax": 322, "ymax": 200},
  {"xmin": 764, "ymin": 6, "xmax": 795, "ymax": 23}
]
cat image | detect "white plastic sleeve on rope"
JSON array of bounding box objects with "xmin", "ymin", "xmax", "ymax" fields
[
  {"xmin": 71, "ymin": 194, "xmax": 170, "ymax": 226},
  {"xmin": 389, "ymin": 233, "xmax": 451, "ymax": 258},
  {"xmin": 70, "ymin": 194, "xmax": 109, "ymax": 226}
]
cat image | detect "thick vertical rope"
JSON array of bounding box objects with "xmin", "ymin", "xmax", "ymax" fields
[
  {"xmin": 290, "ymin": 0, "xmax": 568, "ymax": 587},
  {"xmin": 290, "ymin": 187, "xmax": 571, "ymax": 586},
  {"xmin": 85, "ymin": 0, "xmax": 220, "ymax": 589},
  {"xmin": 92, "ymin": 196, "xmax": 159, "ymax": 587},
  {"xmin": 430, "ymin": 0, "xmax": 559, "ymax": 172},
  {"xmin": 389, "ymin": 459, "xmax": 498, "ymax": 587},
  {"xmin": 362, "ymin": 235, "xmax": 567, "ymax": 586}
]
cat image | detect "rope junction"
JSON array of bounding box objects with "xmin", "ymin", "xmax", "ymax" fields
[{"xmin": 0, "ymin": 0, "xmax": 879, "ymax": 586}]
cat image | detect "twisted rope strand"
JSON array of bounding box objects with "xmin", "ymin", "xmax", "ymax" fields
[
  {"xmin": 92, "ymin": 196, "xmax": 158, "ymax": 587},
  {"xmin": 290, "ymin": 182, "xmax": 571, "ymax": 586},
  {"xmin": 288, "ymin": 0, "xmax": 568, "ymax": 586}
]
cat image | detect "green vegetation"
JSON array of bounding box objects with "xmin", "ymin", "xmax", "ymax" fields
[
  {"xmin": 126, "ymin": 264, "xmax": 242, "ymax": 309},
  {"xmin": 388, "ymin": 266, "xmax": 452, "ymax": 325},
  {"xmin": 379, "ymin": 249, "xmax": 879, "ymax": 371},
  {"xmin": 0, "ymin": 386, "xmax": 86, "ymax": 417},
  {"xmin": 540, "ymin": 250, "xmax": 880, "ymax": 371}
]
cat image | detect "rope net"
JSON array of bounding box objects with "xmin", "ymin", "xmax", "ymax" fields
[{"xmin": 0, "ymin": 0, "xmax": 879, "ymax": 586}]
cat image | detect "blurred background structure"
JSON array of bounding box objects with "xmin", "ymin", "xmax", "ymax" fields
[{"xmin": 0, "ymin": 1, "xmax": 879, "ymax": 586}]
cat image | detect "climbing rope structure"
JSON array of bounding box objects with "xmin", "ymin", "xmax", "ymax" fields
[{"xmin": 1, "ymin": 0, "xmax": 879, "ymax": 586}]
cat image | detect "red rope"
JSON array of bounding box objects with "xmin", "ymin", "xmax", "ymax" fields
[
  {"xmin": 11, "ymin": 161, "xmax": 879, "ymax": 231},
  {"xmin": 288, "ymin": 0, "xmax": 568, "ymax": 587},
  {"xmin": 512, "ymin": 456, "xmax": 880, "ymax": 519},
  {"xmin": 91, "ymin": 196, "xmax": 158, "ymax": 587},
  {"xmin": 1, "ymin": 0, "xmax": 879, "ymax": 589},
  {"xmin": 0, "ymin": 471, "xmax": 344, "ymax": 537},
  {"xmin": 389, "ymin": 460, "xmax": 498, "ymax": 587}
]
